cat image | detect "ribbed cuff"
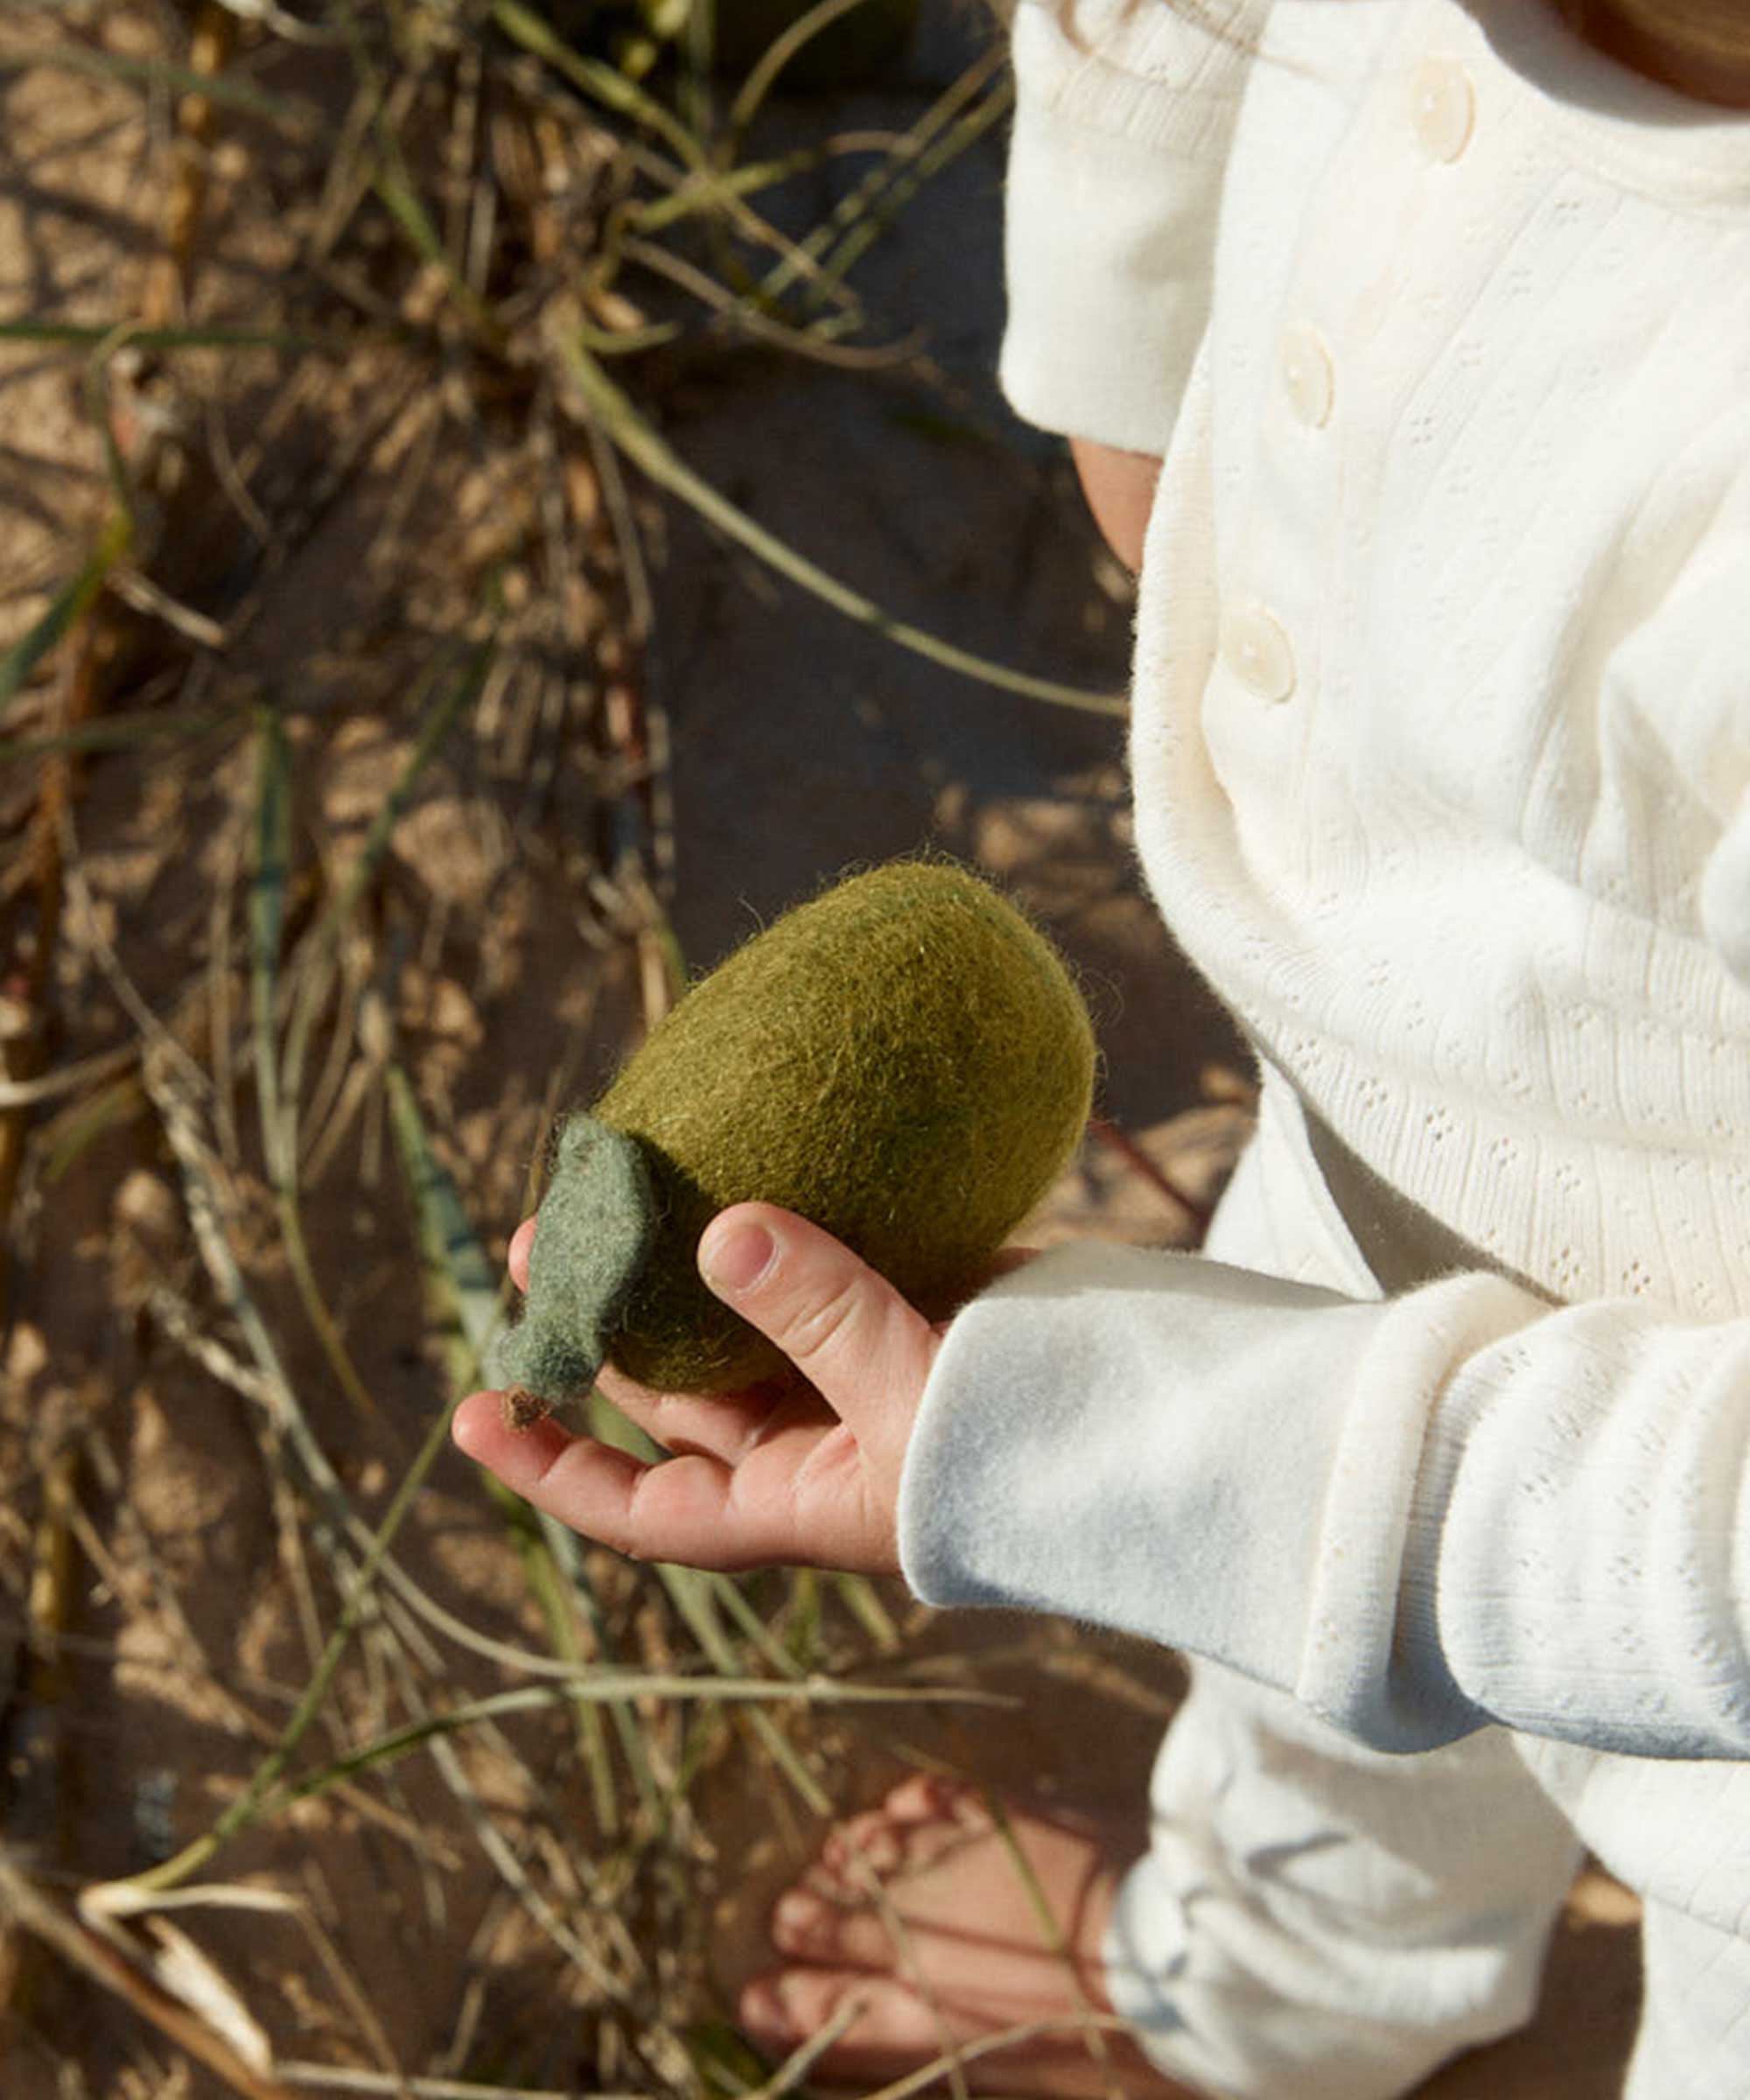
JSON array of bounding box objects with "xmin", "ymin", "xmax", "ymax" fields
[
  {"xmin": 895, "ymin": 1240, "xmax": 1358, "ymax": 1690},
  {"xmin": 998, "ymin": 0, "xmax": 1258, "ymax": 452},
  {"xmin": 999, "ymin": 100, "xmax": 1215, "ymax": 452}
]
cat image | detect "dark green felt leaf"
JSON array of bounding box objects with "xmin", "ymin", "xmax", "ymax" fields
[{"xmin": 492, "ymin": 1116, "xmax": 658, "ymax": 1404}]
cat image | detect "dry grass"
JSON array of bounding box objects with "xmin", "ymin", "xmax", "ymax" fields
[{"xmin": 0, "ymin": 4, "xmax": 1200, "ymax": 2096}]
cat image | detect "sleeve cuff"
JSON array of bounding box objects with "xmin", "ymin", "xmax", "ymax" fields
[
  {"xmin": 897, "ymin": 1241, "xmax": 1366, "ymax": 1699},
  {"xmin": 998, "ymin": 105, "xmax": 1213, "ymax": 452},
  {"xmin": 896, "ymin": 1237, "xmax": 1546, "ymax": 1753},
  {"xmin": 998, "ymin": 0, "xmax": 1261, "ymax": 452}
]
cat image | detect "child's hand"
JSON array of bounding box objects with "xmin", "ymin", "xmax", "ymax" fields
[{"xmin": 452, "ymin": 1204, "xmax": 941, "ymax": 1576}]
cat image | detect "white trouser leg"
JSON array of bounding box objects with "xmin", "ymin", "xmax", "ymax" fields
[
  {"xmin": 1625, "ymin": 1900, "xmax": 1750, "ymax": 2098},
  {"xmin": 1100, "ymin": 1078, "xmax": 1585, "ymax": 2097},
  {"xmin": 1104, "ymin": 1658, "xmax": 1583, "ymax": 2098},
  {"xmin": 1515, "ymin": 1732, "xmax": 1750, "ymax": 2100}
]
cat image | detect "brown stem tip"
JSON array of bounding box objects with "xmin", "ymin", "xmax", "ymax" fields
[{"xmin": 499, "ymin": 1385, "xmax": 554, "ymax": 1433}]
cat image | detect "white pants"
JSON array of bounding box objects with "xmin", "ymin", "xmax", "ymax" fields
[{"xmin": 1101, "ymin": 1073, "xmax": 1750, "ymax": 2098}]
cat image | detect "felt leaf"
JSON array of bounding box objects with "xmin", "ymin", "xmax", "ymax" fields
[{"xmin": 491, "ymin": 1116, "xmax": 658, "ymax": 1403}]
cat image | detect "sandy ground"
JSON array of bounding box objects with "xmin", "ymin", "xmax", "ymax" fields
[{"xmin": 0, "ymin": 4, "xmax": 1639, "ymax": 2093}]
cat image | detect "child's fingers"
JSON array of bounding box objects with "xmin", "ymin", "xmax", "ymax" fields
[
  {"xmin": 696, "ymin": 1204, "xmax": 936, "ymax": 1449},
  {"xmin": 593, "ymin": 1362, "xmax": 830, "ymax": 1466},
  {"xmin": 452, "ymin": 1391, "xmax": 812, "ymax": 1571}
]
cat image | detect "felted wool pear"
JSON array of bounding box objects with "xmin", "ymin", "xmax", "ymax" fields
[{"xmin": 492, "ymin": 857, "xmax": 1096, "ymax": 1408}]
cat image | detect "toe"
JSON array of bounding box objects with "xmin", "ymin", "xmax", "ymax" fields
[
  {"xmin": 942, "ymin": 1781, "xmax": 995, "ymax": 1830},
  {"xmin": 815, "ymin": 1782, "xmax": 997, "ymax": 1895},
  {"xmin": 770, "ymin": 1882, "xmax": 900, "ymax": 1971},
  {"xmin": 770, "ymin": 1886, "xmax": 852, "ymax": 1962},
  {"xmin": 738, "ymin": 1967, "xmax": 864, "ymax": 2049},
  {"xmin": 801, "ymin": 1858, "xmax": 850, "ymax": 1900},
  {"xmin": 815, "ymin": 1894, "xmax": 904, "ymax": 1971},
  {"xmin": 736, "ymin": 1968, "xmax": 794, "ymax": 2046},
  {"xmin": 882, "ymin": 1771, "xmax": 951, "ymax": 1821},
  {"xmin": 882, "ymin": 1775, "xmax": 993, "ymax": 1836},
  {"xmin": 824, "ymin": 1807, "xmax": 906, "ymax": 1880},
  {"xmin": 738, "ymin": 1967, "xmax": 952, "ymax": 2076}
]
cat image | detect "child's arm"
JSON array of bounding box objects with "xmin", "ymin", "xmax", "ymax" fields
[
  {"xmin": 456, "ymin": 1182, "xmax": 1750, "ymax": 1765},
  {"xmin": 899, "ymin": 1238, "xmax": 1750, "ymax": 1763}
]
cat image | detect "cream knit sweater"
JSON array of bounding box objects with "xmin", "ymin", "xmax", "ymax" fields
[
  {"xmin": 895, "ymin": 1, "xmax": 1750, "ymax": 2086},
  {"xmin": 904, "ymin": 0, "xmax": 1750, "ymax": 1766}
]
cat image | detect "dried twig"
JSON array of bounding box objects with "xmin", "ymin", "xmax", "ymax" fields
[{"xmin": 0, "ymin": 1858, "xmax": 300, "ymax": 2100}]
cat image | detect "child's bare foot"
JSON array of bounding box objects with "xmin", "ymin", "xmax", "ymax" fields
[{"xmin": 737, "ymin": 1774, "xmax": 1198, "ymax": 2096}]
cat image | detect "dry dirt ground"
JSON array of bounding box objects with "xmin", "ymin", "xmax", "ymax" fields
[{"xmin": 1, "ymin": 5, "xmax": 1637, "ymax": 2096}]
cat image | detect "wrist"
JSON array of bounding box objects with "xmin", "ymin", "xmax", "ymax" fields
[{"xmin": 1069, "ymin": 437, "xmax": 1162, "ymax": 573}]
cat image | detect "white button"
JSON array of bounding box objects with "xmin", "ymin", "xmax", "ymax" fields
[
  {"xmin": 1279, "ymin": 323, "xmax": 1334, "ymax": 428},
  {"xmin": 1409, "ymin": 56, "xmax": 1474, "ymax": 163},
  {"xmin": 1221, "ymin": 605, "xmax": 1296, "ymax": 703}
]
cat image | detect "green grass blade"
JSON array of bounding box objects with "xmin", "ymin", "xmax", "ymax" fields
[
  {"xmin": 0, "ymin": 46, "xmax": 312, "ymax": 123},
  {"xmin": 262, "ymin": 1671, "xmax": 1013, "ymax": 1818},
  {"xmin": 574, "ymin": 315, "xmax": 684, "ymax": 356},
  {"xmin": 0, "ymin": 707, "xmax": 230, "ymax": 764},
  {"xmin": 42, "ymin": 1075, "xmax": 148, "ymax": 1185},
  {"xmin": 0, "ymin": 510, "xmax": 131, "ymax": 710},
  {"xmin": 262, "ymin": 647, "xmax": 498, "ymax": 1432},
  {"xmin": 248, "ymin": 704, "xmax": 293, "ymax": 1187},
  {"xmin": 490, "ymin": 0, "xmax": 705, "ymax": 172},
  {"xmin": 318, "ymin": 637, "xmax": 497, "ymax": 947},
  {"xmin": 386, "ymin": 1063, "xmax": 502, "ymax": 1382},
  {"xmin": 726, "ymin": 0, "xmax": 876, "ymax": 140},
  {"xmin": 656, "ymin": 1562, "xmax": 832, "ymax": 1815},
  {"xmin": 831, "ymin": 1570, "xmax": 900, "ymax": 1651},
  {"xmin": 502, "ymin": 1494, "xmax": 625, "ymax": 1837},
  {"xmin": 372, "ymin": 160, "xmax": 496, "ymax": 340},
  {"xmin": 0, "ymin": 318, "xmax": 323, "ymax": 354},
  {"xmin": 388, "ymin": 1068, "xmax": 634, "ymax": 1830},
  {"xmin": 711, "ymin": 1572, "xmax": 807, "ymax": 1679},
  {"xmin": 756, "ymin": 42, "xmax": 1002, "ymax": 308},
  {"xmin": 582, "ymin": 1390, "xmax": 834, "ymax": 1812},
  {"xmin": 552, "ymin": 338, "xmax": 1124, "ymax": 718},
  {"xmin": 534, "ymin": 1496, "xmax": 668, "ymax": 1830},
  {"xmin": 815, "ymin": 80, "xmax": 1013, "ymax": 303},
  {"xmin": 627, "ymin": 148, "xmax": 821, "ymax": 237}
]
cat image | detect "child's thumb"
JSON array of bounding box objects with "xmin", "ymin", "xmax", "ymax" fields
[{"xmin": 696, "ymin": 1203, "xmax": 935, "ymax": 1432}]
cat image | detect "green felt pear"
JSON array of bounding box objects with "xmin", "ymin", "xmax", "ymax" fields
[{"xmin": 491, "ymin": 857, "xmax": 1096, "ymax": 1412}]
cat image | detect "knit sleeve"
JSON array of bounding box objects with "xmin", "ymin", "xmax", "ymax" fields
[
  {"xmin": 998, "ymin": 0, "xmax": 1264, "ymax": 454},
  {"xmin": 1679, "ymin": 559, "xmax": 1750, "ymax": 995},
  {"xmin": 896, "ymin": 1243, "xmax": 1750, "ymax": 1760}
]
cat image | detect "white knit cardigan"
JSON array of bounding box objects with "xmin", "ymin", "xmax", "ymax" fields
[{"xmin": 898, "ymin": 0, "xmax": 1750, "ymax": 1764}]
